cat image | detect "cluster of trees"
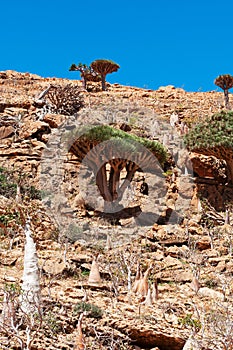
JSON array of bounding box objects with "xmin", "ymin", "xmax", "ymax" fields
[{"xmin": 69, "ymin": 59, "xmax": 120, "ymax": 91}]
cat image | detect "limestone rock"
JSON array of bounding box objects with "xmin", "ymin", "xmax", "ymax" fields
[
  {"xmin": 199, "ymin": 287, "xmax": 224, "ymax": 301},
  {"xmin": 43, "ymin": 113, "xmax": 65, "ymax": 128},
  {"xmin": 43, "ymin": 258, "xmax": 66, "ymax": 275},
  {"xmin": 0, "ymin": 125, "xmax": 15, "ymax": 139},
  {"xmin": 19, "ymin": 121, "xmax": 50, "ymax": 139},
  {"xmin": 190, "ymin": 152, "xmax": 227, "ymax": 181}
]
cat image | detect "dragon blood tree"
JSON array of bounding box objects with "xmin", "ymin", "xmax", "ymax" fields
[
  {"xmin": 90, "ymin": 59, "xmax": 120, "ymax": 91},
  {"xmin": 184, "ymin": 111, "xmax": 233, "ymax": 184},
  {"xmin": 214, "ymin": 74, "xmax": 233, "ymax": 110},
  {"xmin": 69, "ymin": 63, "xmax": 101, "ymax": 89},
  {"xmin": 69, "ymin": 125, "xmax": 168, "ymax": 216}
]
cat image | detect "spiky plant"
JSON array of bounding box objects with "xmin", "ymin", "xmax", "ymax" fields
[
  {"xmin": 184, "ymin": 111, "xmax": 233, "ymax": 183},
  {"xmin": 69, "ymin": 125, "xmax": 168, "ymax": 214},
  {"xmin": 44, "ymin": 84, "xmax": 84, "ymax": 115},
  {"xmin": 214, "ymin": 74, "xmax": 233, "ymax": 109},
  {"xmin": 90, "ymin": 59, "xmax": 120, "ymax": 91}
]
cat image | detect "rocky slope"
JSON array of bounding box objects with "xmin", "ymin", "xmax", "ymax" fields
[{"xmin": 0, "ymin": 70, "xmax": 232, "ymax": 350}]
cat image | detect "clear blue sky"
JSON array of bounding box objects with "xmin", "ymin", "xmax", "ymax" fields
[{"xmin": 1, "ymin": 0, "xmax": 233, "ymax": 92}]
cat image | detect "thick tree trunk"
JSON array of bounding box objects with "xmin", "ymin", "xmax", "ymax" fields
[
  {"xmin": 118, "ymin": 162, "xmax": 138, "ymax": 201},
  {"xmin": 226, "ymin": 158, "xmax": 233, "ymax": 184},
  {"xmin": 81, "ymin": 76, "xmax": 87, "ymax": 90},
  {"xmin": 109, "ymin": 167, "xmax": 121, "ymax": 200},
  {"xmin": 95, "ymin": 160, "xmax": 139, "ymax": 213},
  {"xmin": 101, "ymin": 74, "xmax": 106, "ymax": 91},
  {"xmin": 96, "ymin": 164, "xmax": 112, "ymax": 202},
  {"xmin": 224, "ymin": 89, "xmax": 230, "ymax": 109}
]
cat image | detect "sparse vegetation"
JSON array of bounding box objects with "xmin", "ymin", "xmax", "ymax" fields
[
  {"xmin": 178, "ymin": 313, "xmax": 202, "ymax": 333},
  {"xmin": 73, "ymin": 302, "xmax": 103, "ymax": 319},
  {"xmin": 0, "ymin": 167, "xmax": 41, "ymax": 200},
  {"xmin": 0, "ymin": 69, "xmax": 233, "ymax": 350}
]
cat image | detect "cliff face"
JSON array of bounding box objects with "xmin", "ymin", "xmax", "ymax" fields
[
  {"xmin": 0, "ymin": 70, "xmax": 231, "ymax": 207},
  {"xmin": 0, "ymin": 71, "xmax": 232, "ymax": 350}
]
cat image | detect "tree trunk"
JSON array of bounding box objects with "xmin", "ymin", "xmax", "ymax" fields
[
  {"xmin": 118, "ymin": 162, "xmax": 138, "ymax": 201},
  {"xmin": 101, "ymin": 74, "xmax": 106, "ymax": 91},
  {"xmin": 81, "ymin": 74, "xmax": 87, "ymax": 89},
  {"xmin": 226, "ymin": 158, "xmax": 233, "ymax": 184},
  {"xmin": 109, "ymin": 167, "xmax": 121, "ymax": 200},
  {"xmin": 96, "ymin": 164, "xmax": 112, "ymax": 202},
  {"xmin": 224, "ymin": 89, "xmax": 230, "ymax": 109}
]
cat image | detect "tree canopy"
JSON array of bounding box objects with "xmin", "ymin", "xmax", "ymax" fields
[
  {"xmin": 69, "ymin": 63, "xmax": 101, "ymax": 89},
  {"xmin": 90, "ymin": 59, "xmax": 120, "ymax": 91},
  {"xmin": 69, "ymin": 125, "xmax": 168, "ymax": 213},
  {"xmin": 70, "ymin": 125, "xmax": 167, "ymax": 165},
  {"xmin": 184, "ymin": 111, "xmax": 233, "ymax": 183}
]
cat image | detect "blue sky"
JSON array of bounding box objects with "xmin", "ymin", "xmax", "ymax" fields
[{"xmin": 1, "ymin": 0, "xmax": 233, "ymax": 92}]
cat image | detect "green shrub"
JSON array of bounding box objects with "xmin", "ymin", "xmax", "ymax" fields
[
  {"xmin": 0, "ymin": 167, "xmax": 41, "ymax": 200},
  {"xmin": 184, "ymin": 111, "xmax": 233, "ymax": 151},
  {"xmin": 0, "ymin": 210, "xmax": 21, "ymax": 226},
  {"xmin": 0, "ymin": 168, "xmax": 17, "ymax": 198},
  {"xmin": 184, "ymin": 111, "xmax": 233, "ymax": 183},
  {"xmin": 178, "ymin": 313, "xmax": 201, "ymax": 332},
  {"xmin": 73, "ymin": 301, "xmax": 103, "ymax": 319}
]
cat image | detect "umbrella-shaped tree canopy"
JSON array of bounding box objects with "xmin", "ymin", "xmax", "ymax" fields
[
  {"xmin": 69, "ymin": 125, "xmax": 168, "ymax": 214},
  {"xmin": 184, "ymin": 111, "xmax": 233, "ymax": 183},
  {"xmin": 90, "ymin": 59, "xmax": 120, "ymax": 91}
]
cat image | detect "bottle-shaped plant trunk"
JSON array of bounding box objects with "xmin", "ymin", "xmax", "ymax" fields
[
  {"xmin": 88, "ymin": 256, "xmax": 101, "ymax": 284},
  {"xmin": 20, "ymin": 219, "xmax": 41, "ymax": 315},
  {"xmin": 74, "ymin": 313, "xmax": 85, "ymax": 350}
]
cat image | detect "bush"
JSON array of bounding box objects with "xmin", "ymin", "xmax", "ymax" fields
[
  {"xmin": 0, "ymin": 167, "xmax": 41, "ymax": 200},
  {"xmin": 178, "ymin": 313, "xmax": 201, "ymax": 332},
  {"xmin": 73, "ymin": 301, "xmax": 103, "ymax": 319},
  {"xmin": 0, "ymin": 168, "xmax": 17, "ymax": 198},
  {"xmin": 184, "ymin": 111, "xmax": 233, "ymax": 150},
  {"xmin": 44, "ymin": 84, "xmax": 84, "ymax": 116}
]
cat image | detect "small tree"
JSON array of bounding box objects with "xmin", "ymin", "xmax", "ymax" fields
[
  {"xmin": 90, "ymin": 59, "xmax": 120, "ymax": 91},
  {"xmin": 69, "ymin": 63, "xmax": 101, "ymax": 89},
  {"xmin": 214, "ymin": 74, "xmax": 233, "ymax": 109}
]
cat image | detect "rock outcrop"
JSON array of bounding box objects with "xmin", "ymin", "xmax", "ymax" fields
[{"xmin": 0, "ymin": 70, "xmax": 232, "ymax": 350}]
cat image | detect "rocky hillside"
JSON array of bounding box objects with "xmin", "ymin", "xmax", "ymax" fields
[{"xmin": 0, "ymin": 70, "xmax": 232, "ymax": 350}]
